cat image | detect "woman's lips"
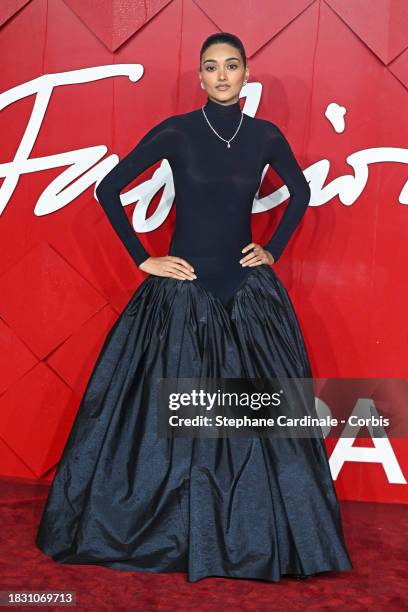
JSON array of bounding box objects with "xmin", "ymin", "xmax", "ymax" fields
[{"xmin": 216, "ymin": 85, "xmax": 230, "ymax": 90}]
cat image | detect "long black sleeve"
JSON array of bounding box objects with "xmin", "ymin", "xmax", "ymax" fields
[
  {"xmin": 263, "ymin": 125, "xmax": 311, "ymax": 262},
  {"xmin": 95, "ymin": 116, "xmax": 176, "ymax": 268}
]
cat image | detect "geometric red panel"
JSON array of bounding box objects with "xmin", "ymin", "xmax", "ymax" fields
[
  {"xmin": 389, "ymin": 47, "xmax": 408, "ymax": 90},
  {"xmin": 0, "ymin": 362, "xmax": 79, "ymax": 478},
  {"xmin": 0, "ymin": 318, "xmax": 38, "ymax": 397},
  {"xmin": 63, "ymin": 0, "xmax": 173, "ymax": 51},
  {"xmin": 0, "ymin": 437, "xmax": 36, "ymax": 480},
  {"xmin": 47, "ymin": 303, "xmax": 118, "ymax": 396},
  {"xmin": 0, "ymin": 242, "xmax": 107, "ymax": 360},
  {"xmin": 0, "ymin": 0, "xmax": 32, "ymax": 28},
  {"xmin": 194, "ymin": 0, "xmax": 315, "ymax": 58},
  {"xmin": 327, "ymin": 0, "xmax": 408, "ymax": 65}
]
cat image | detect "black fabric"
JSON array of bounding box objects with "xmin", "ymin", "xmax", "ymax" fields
[
  {"xmin": 35, "ymin": 265, "xmax": 353, "ymax": 581},
  {"xmin": 36, "ymin": 97, "xmax": 353, "ymax": 582},
  {"xmin": 94, "ymin": 97, "xmax": 311, "ymax": 287}
]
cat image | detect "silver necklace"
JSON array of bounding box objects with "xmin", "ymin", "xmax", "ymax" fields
[{"xmin": 201, "ymin": 105, "xmax": 244, "ymax": 148}]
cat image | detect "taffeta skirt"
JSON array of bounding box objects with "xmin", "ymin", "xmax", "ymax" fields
[{"xmin": 35, "ymin": 263, "xmax": 353, "ymax": 582}]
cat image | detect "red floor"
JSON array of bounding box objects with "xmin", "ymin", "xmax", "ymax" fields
[{"xmin": 0, "ymin": 477, "xmax": 407, "ymax": 611}]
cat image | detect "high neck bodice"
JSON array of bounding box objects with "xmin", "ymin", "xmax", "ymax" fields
[
  {"xmin": 203, "ymin": 96, "xmax": 242, "ymax": 119},
  {"xmin": 96, "ymin": 94, "xmax": 311, "ymax": 301},
  {"xmin": 202, "ymin": 96, "xmax": 243, "ymax": 138}
]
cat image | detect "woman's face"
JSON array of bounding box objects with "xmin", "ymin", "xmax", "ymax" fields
[{"xmin": 200, "ymin": 42, "xmax": 249, "ymax": 105}]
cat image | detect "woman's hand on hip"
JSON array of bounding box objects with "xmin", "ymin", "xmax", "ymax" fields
[
  {"xmin": 239, "ymin": 243, "xmax": 275, "ymax": 267},
  {"xmin": 139, "ymin": 256, "xmax": 197, "ymax": 280}
]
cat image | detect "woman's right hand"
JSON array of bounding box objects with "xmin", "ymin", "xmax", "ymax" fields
[{"xmin": 139, "ymin": 256, "xmax": 197, "ymax": 281}]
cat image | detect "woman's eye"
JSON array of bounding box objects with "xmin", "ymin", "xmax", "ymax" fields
[{"xmin": 205, "ymin": 64, "xmax": 238, "ymax": 71}]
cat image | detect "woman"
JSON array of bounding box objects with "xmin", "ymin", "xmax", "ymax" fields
[{"xmin": 36, "ymin": 32, "xmax": 353, "ymax": 583}]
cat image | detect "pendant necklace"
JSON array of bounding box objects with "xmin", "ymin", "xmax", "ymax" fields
[{"xmin": 201, "ymin": 105, "xmax": 244, "ymax": 148}]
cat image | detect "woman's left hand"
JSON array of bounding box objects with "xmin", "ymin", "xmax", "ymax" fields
[{"xmin": 239, "ymin": 242, "xmax": 275, "ymax": 267}]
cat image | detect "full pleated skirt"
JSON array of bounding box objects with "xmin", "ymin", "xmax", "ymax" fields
[{"xmin": 35, "ymin": 264, "xmax": 353, "ymax": 582}]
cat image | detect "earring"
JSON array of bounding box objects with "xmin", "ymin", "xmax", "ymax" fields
[
  {"xmin": 243, "ymin": 79, "xmax": 248, "ymax": 86},
  {"xmin": 200, "ymin": 82, "xmax": 205, "ymax": 89}
]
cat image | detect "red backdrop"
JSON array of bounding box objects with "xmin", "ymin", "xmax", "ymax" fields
[{"xmin": 0, "ymin": 0, "xmax": 407, "ymax": 503}]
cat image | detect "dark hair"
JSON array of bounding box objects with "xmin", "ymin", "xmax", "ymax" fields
[{"xmin": 200, "ymin": 32, "xmax": 247, "ymax": 69}]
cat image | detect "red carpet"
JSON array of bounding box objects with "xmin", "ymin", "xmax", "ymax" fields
[{"xmin": 0, "ymin": 477, "xmax": 407, "ymax": 610}]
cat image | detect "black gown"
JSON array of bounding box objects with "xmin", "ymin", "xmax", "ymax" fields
[{"xmin": 35, "ymin": 96, "xmax": 353, "ymax": 582}]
